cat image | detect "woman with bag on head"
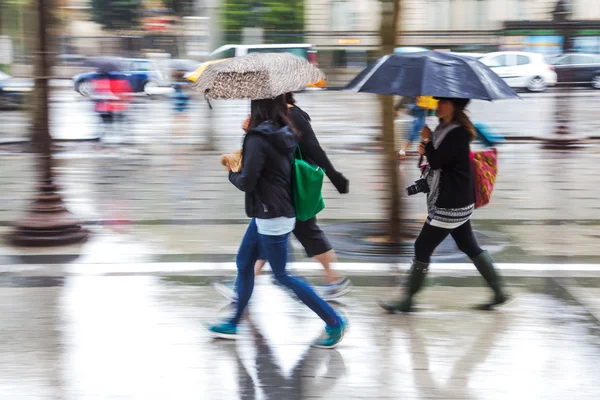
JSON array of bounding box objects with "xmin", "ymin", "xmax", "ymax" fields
[
  {"xmin": 213, "ymin": 93, "xmax": 352, "ymax": 302},
  {"xmin": 379, "ymin": 97, "xmax": 511, "ymax": 312},
  {"xmin": 207, "ymin": 95, "xmax": 347, "ymax": 349}
]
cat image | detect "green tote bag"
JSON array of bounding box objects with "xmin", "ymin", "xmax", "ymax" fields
[{"xmin": 292, "ymin": 147, "xmax": 325, "ymax": 221}]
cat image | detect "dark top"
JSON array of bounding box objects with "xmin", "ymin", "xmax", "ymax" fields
[
  {"xmin": 229, "ymin": 121, "xmax": 297, "ymax": 219},
  {"xmin": 424, "ymin": 126, "xmax": 475, "ymax": 209},
  {"xmin": 289, "ymin": 106, "xmax": 349, "ymax": 194}
]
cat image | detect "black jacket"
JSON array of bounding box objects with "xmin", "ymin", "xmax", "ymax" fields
[
  {"xmin": 289, "ymin": 106, "xmax": 349, "ymax": 194},
  {"xmin": 229, "ymin": 121, "xmax": 297, "ymax": 219},
  {"xmin": 425, "ymin": 126, "xmax": 475, "ymax": 209}
]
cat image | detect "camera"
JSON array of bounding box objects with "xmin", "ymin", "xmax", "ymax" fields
[{"xmin": 405, "ymin": 178, "xmax": 429, "ymax": 196}]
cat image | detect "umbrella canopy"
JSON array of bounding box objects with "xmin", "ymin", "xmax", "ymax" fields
[
  {"xmin": 84, "ymin": 56, "xmax": 124, "ymax": 73},
  {"xmin": 186, "ymin": 58, "xmax": 230, "ymax": 83},
  {"xmin": 191, "ymin": 52, "xmax": 326, "ymax": 100},
  {"xmin": 346, "ymin": 51, "xmax": 519, "ymax": 101}
]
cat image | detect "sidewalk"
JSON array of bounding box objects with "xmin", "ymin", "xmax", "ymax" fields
[{"xmin": 1, "ymin": 278, "xmax": 600, "ymax": 399}]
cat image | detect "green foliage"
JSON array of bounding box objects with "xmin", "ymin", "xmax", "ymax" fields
[
  {"xmin": 89, "ymin": 0, "xmax": 144, "ymax": 30},
  {"xmin": 221, "ymin": 0, "xmax": 305, "ymax": 44}
]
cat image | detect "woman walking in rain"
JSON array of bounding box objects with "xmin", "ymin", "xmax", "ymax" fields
[
  {"xmin": 213, "ymin": 92, "xmax": 352, "ymax": 302},
  {"xmin": 207, "ymin": 95, "xmax": 347, "ymax": 348},
  {"xmin": 380, "ymin": 97, "xmax": 511, "ymax": 312}
]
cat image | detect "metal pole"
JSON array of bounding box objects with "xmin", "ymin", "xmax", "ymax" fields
[
  {"xmin": 9, "ymin": 0, "xmax": 89, "ymax": 246},
  {"xmin": 543, "ymin": 0, "xmax": 583, "ymax": 148}
]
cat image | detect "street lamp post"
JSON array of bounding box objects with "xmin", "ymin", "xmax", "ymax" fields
[
  {"xmin": 9, "ymin": 0, "xmax": 89, "ymax": 246},
  {"xmin": 543, "ymin": 0, "xmax": 581, "ymax": 148}
]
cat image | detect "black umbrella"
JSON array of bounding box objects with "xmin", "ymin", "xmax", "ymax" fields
[
  {"xmin": 84, "ymin": 56, "xmax": 124, "ymax": 74},
  {"xmin": 346, "ymin": 51, "xmax": 519, "ymax": 101}
]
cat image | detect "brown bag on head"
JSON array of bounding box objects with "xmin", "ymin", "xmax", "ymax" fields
[{"xmin": 221, "ymin": 149, "xmax": 243, "ymax": 173}]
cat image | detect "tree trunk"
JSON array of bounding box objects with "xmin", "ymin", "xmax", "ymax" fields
[{"xmin": 379, "ymin": 0, "xmax": 403, "ymax": 243}]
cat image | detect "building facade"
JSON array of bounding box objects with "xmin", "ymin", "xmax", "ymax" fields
[{"xmin": 304, "ymin": 0, "xmax": 600, "ymax": 50}]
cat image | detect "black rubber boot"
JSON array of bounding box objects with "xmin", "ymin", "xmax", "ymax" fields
[
  {"xmin": 472, "ymin": 250, "xmax": 512, "ymax": 310},
  {"xmin": 379, "ymin": 260, "xmax": 429, "ymax": 313}
]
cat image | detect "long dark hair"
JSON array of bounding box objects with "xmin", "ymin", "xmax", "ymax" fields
[
  {"xmin": 285, "ymin": 92, "xmax": 296, "ymax": 105},
  {"xmin": 247, "ymin": 95, "xmax": 299, "ymax": 139}
]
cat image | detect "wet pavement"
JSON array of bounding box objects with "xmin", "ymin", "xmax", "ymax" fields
[{"xmin": 1, "ymin": 277, "xmax": 600, "ymax": 399}]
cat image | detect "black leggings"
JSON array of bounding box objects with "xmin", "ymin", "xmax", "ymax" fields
[{"xmin": 414, "ymin": 220, "xmax": 483, "ymax": 263}]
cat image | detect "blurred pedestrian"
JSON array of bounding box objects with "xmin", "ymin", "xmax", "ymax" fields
[
  {"xmin": 92, "ymin": 72, "xmax": 132, "ymax": 143},
  {"xmin": 397, "ymin": 96, "xmax": 437, "ymax": 158},
  {"xmin": 380, "ymin": 97, "xmax": 511, "ymax": 312},
  {"xmin": 207, "ymin": 95, "xmax": 347, "ymax": 349},
  {"xmin": 171, "ymin": 69, "xmax": 191, "ymax": 135},
  {"xmin": 213, "ymin": 93, "xmax": 352, "ymax": 302}
]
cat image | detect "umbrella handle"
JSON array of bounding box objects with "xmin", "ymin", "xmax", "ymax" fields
[{"xmin": 204, "ymin": 93, "xmax": 213, "ymax": 110}]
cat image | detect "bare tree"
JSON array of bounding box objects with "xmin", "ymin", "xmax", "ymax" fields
[{"xmin": 379, "ymin": 0, "xmax": 403, "ymax": 243}]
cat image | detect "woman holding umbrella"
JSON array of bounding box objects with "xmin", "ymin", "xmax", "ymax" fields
[
  {"xmin": 199, "ymin": 53, "xmax": 347, "ymax": 348},
  {"xmin": 380, "ymin": 97, "xmax": 511, "ymax": 312},
  {"xmin": 346, "ymin": 51, "xmax": 518, "ymax": 311},
  {"xmin": 207, "ymin": 95, "xmax": 347, "ymax": 348}
]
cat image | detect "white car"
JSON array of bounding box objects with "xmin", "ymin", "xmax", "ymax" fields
[{"xmin": 479, "ymin": 51, "xmax": 557, "ymax": 92}]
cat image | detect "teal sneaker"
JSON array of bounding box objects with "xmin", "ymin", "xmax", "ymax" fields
[
  {"xmin": 311, "ymin": 313, "xmax": 348, "ymax": 349},
  {"xmin": 206, "ymin": 322, "xmax": 237, "ymax": 340}
]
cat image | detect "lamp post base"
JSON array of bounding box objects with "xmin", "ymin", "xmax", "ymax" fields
[{"xmin": 9, "ymin": 180, "xmax": 89, "ymax": 247}]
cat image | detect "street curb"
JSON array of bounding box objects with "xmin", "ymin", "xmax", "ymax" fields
[
  {"xmin": 2, "ymin": 218, "xmax": 599, "ymax": 227},
  {"xmin": 3, "ymin": 262, "xmax": 600, "ymax": 279}
]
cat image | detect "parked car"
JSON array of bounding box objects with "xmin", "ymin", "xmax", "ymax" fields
[
  {"xmin": 73, "ymin": 58, "xmax": 163, "ymax": 97},
  {"xmin": 551, "ymin": 53, "xmax": 600, "ymax": 89},
  {"xmin": 0, "ymin": 71, "xmax": 34, "ymax": 109},
  {"xmin": 479, "ymin": 51, "xmax": 557, "ymax": 92}
]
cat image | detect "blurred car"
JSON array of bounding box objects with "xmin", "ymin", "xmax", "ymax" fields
[
  {"xmin": 73, "ymin": 58, "xmax": 163, "ymax": 97},
  {"xmin": 394, "ymin": 46, "xmax": 428, "ymax": 54},
  {"xmin": 0, "ymin": 71, "xmax": 34, "ymax": 109},
  {"xmin": 479, "ymin": 51, "xmax": 557, "ymax": 92},
  {"xmin": 209, "ymin": 43, "xmax": 317, "ymax": 63},
  {"xmin": 551, "ymin": 53, "xmax": 600, "ymax": 89}
]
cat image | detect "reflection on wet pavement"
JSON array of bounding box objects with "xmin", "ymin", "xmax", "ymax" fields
[{"xmin": 1, "ymin": 276, "xmax": 600, "ymax": 399}]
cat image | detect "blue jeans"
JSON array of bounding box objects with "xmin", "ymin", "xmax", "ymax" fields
[
  {"xmin": 408, "ymin": 106, "xmax": 426, "ymax": 143},
  {"xmin": 230, "ymin": 219, "xmax": 341, "ymax": 327}
]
